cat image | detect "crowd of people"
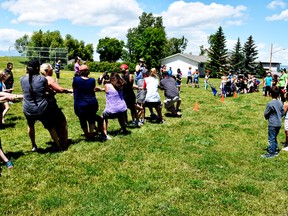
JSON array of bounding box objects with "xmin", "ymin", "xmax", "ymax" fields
[
  {"xmin": 0, "ymin": 58, "xmax": 183, "ymax": 171},
  {"xmin": 2, "ymin": 57, "xmax": 288, "ymax": 169}
]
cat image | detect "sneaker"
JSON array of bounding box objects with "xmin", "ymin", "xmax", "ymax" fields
[
  {"xmin": 157, "ymin": 119, "xmax": 165, "ymax": 124},
  {"xmin": 137, "ymin": 121, "xmax": 143, "ymax": 127},
  {"xmin": 31, "ymin": 146, "xmax": 38, "ymax": 152},
  {"xmin": 282, "ymin": 146, "xmax": 288, "ymax": 151},
  {"xmin": 98, "ymin": 135, "xmax": 112, "ymax": 140},
  {"xmin": 261, "ymin": 153, "xmax": 278, "ymax": 158},
  {"xmin": 176, "ymin": 112, "xmax": 182, "ymax": 117},
  {"xmin": 6, "ymin": 161, "xmax": 13, "ymax": 169}
]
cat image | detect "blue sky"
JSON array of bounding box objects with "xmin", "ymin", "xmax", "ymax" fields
[{"xmin": 0, "ymin": 0, "xmax": 287, "ymax": 65}]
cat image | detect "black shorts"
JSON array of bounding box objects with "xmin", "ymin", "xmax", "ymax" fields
[
  {"xmin": 75, "ymin": 104, "xmax": 99, "ymax": 124},
  {"xmin": 55, "ymin": 72, "xmax": 60, "ymax": 79},
  {"xmin": 103, "ymin": 111, "xmax": 126, "ymax": 119},
  {"xmin": 144, "ymin": 101, "xmax": 161, "ymax": 108},
  {"xmin": 24, "ymin": 107, "xmax": 55, "ymax": 130}
]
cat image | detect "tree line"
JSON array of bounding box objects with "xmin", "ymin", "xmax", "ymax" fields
[{"xmin": 14, "ymin": 12, "xmax": 261, "ymax": 76}]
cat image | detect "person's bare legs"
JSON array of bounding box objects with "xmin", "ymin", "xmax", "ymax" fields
[
  {"xmin": 28, "ymin": 123, "xmax": 37, "ymax": 151},
  {"xmin": 118, "ymin": 115, "xmax": 128, "ymax": 133},
  {"xmin": 176, "ymin": 100, "xmax": 181, "ymax": 111},
  {"xmin": 48, "ymin": 127, "xmax": 62, "ymax": 150},
  {"xmin": 56, "ymin": 121, "xmax": 68, "ymax": 148},
  {"xmin": 0, "ymin": 148, "xmax": 9, "ymax": 163},
  {"xmin": 155, "ymin": 105, "xmax": 163, "ymax": 122},
  {"xmin": 2, "ymin": 102, "xmax": 9, "ymax": 124},
  {"xmin": 103, "ymin": 118, "xmax": 108, "ymax": 136},
  {"xmin": 88, "ymin": 122, "xmax": 96, "ymax": 139}
]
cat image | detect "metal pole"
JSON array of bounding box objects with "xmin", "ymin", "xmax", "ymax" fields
[{"xmin": 269, "ymin": 43, "xmax": 273, "ymax": 72}]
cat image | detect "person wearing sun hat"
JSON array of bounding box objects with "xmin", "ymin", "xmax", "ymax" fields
[{"xmin": 135, "ymin": 58, "xmax": 146, "ymax": 85}]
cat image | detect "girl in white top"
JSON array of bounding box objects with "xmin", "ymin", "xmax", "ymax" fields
[{"xmin": 143, "ymin": 68, "xmax": 163, "ymax": 123}]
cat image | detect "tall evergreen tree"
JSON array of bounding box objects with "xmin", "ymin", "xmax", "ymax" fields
[
  {"xmin": 206, "ymin": 26, "xmax": 228, "ymax": 77},
  {"xmin": 243, "ymin": 35, "xmax": 258, "ymax": 73},
  {"xmin": 229, "ymin": 38, "xmax": 245, "ymax": 73}
]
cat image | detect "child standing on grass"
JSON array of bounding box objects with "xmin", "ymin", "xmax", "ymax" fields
[{"xmin": 263, "ymin": 86, "xmax": 284, "ymax": 158}]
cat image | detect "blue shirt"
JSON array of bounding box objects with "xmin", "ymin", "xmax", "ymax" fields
[{"xmin": 265, "ymin": 76, "xmax": 273, "ymax": 86}]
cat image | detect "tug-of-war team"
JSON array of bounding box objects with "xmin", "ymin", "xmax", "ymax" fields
[{"xmin": 0, "ymin": 58, "xmax": 287, "ymax": 171}]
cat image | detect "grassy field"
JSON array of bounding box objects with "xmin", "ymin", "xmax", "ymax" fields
[{"xmin": 1, "ymin": 58, "xmax": 288, "ymax": 215}]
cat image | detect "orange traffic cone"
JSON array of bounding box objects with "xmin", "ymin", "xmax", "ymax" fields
[
  {"xmin": 193, "ymin": 101, "xmax": 199, "ymax": 111},
  {"xmin": 233, "ymin": 91, "xmax": 237, "ymax": 98},
  {"xmin": 220, "ymin": 94, "xmax": 225, "ymax": 102}
]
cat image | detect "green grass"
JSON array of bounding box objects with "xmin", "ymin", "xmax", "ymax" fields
[{"xmin": 1, "ymin": 58, "xmax": 288, "ymax": 215}]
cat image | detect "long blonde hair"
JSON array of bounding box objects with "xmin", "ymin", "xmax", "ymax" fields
[{"xmin": 150, "ymin": 68, "xmax": 157, "ymax": 77}]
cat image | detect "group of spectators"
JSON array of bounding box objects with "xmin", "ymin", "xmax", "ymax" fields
[{"xmin": 218, "ymin": 73, "xmax": 261, "ymax": 97}]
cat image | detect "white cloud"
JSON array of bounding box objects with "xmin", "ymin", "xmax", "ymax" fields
[
  {"xmin": 267, "ymin": 1, "xmax": 286, "ymax": 10},
  {"xmin": 158, "ymin": 1, "xmax": 247, "ymax": 55},
  {"xmin": 0, "ymin": 28, "xmax": 31, "ymax": 51},
  {"xmin": 266, "ymin": 9, "xmax": 288, "ymax": 21},
  {"xmin": 1, "ymin": 0, "xmax": 143, "ymax": 26},
  {"xmin": 161, "ymin": 1, "xmax": 247, "ymax": 30}
]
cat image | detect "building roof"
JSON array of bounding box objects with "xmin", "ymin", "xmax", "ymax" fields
[{"xmin": 160, "ymin": 53, "xmax": 208, "ymax": 63}]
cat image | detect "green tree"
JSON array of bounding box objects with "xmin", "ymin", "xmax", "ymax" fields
[
  {"xmin": 15, "ymin": 34, "xmax": 29, "ymax": 54},
  {"xmin": 63, "ymin": 34, "xmax": 93, "ymax": 61},
  {"xmin": 199, "ymin": 45, "xmax": 206, "ymax": 56},
  {"xmin": 96, "ymin": 37, "xmax": 124, "ymax": 62},
  {"xmin": 126, "ymin": 12, "xmax": 167, "ymax": 68},
  {"xmin": 164, "ymin": 36, "xmax": 188, "ymax": 56},
  {"xmin": 229, "ymin": 38, "xmax": 245, "ymax": 73},
  {"xmin": 15, "ymin": 30, "xmax": 94, "ymax": 63},
  {"xmin": 243, "ymin": 35, "xmax": 258, "ymax": 73},
  {"xmin": 206, "ymin": 26, "xmax": 228, "ymax": 77}
]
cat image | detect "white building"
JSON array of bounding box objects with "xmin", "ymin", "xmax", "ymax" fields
[{"xmin": 160, "ymin": 53, "xmax": 208, "ymax": 78}]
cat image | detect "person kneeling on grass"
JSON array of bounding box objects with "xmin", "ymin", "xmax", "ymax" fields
[
  {"xmin": 262, "ymin": 86, "xmax": 284, "ymax": 158},
  {"xmin": 159, "ymin": 71, "xmax": 181, "ymax": 117}
]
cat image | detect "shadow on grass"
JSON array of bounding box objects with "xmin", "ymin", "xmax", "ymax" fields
[
  {"xmin": 37, "ymin": 139, "xmax": 80, "ymax": 154},
  {"xmin": 1, "ymin": 116, "xmax": 24, "ymax": 129},
  {"xmin": 0, "ymin": 123, "xmax": 17, "ymax": 130},
  {"xmin": 106, "ymin": 129, "xmax": 131, "ymax": 136},
  {"xmin": 164, "ymin": 113, "xmax": 182, "ymax": 118},
  {"xmin": 6, "ymin": 150, "xmax": 25, "ymax": 160}
]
